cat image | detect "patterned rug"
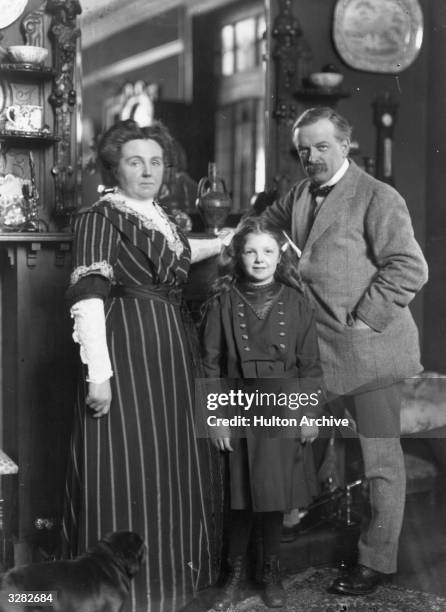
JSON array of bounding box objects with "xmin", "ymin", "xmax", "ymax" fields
[
  {"xmin": 232, "ymin": 568, "xmax": 446, "ymax": 612},
  {"xmin": 184, "ymin": 567, "xmax": 446, "ymax": 611}
]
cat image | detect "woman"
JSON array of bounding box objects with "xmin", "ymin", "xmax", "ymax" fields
[{"xmin": 63, "ymin": 119, "xmax": 231, "ymax": 612}]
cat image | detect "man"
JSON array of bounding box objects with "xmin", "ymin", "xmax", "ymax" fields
[{"xmin": 263, "ymin": 107, "xmax": 428, "ymax": 595}]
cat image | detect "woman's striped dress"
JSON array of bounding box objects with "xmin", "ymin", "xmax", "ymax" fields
[{"xmin": 63, "ymin": 197, "xmax": 223, "ymax": 611}]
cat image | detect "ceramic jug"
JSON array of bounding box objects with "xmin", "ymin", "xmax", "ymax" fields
[{"xmin": 196, "ymin": 162, "xmax": 231, "ymax": 234}]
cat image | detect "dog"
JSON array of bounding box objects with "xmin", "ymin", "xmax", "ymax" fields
[{"xmin": 0, "ymin": 531, "xmax": 145, "ymax": 612}]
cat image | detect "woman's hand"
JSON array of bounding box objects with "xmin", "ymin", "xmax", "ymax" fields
[
  {"xmin": 86, "ymin": 380, "xmax": 112, "ymax": 418},
  {"xmin": 300, "ymin": 423, "xmax": 318, "ymax": 444},
  {"xmin": 189, "ymin": 230, "xmax": 234, "ymax": 263},
  {"xmin": 211, "ymin": 437, "xmax": 234, "ymax": 452},
  {"xmin": 216, "ymin": 227, "xmax": 235, "ymax": 246}
]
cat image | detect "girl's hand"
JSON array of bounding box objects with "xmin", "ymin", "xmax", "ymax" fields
[
  {"xmin": 86, "ymin": 380, "xmax": 112, "ymax": 418},
  {"xmin": 300, "ymin": 424, "xmax": 318, "ymax": 444},
  {"xmin": 212, "ymin": 437, "xmax": 234, "ymax": 452}
]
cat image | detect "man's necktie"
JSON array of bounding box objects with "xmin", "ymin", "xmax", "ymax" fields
[
  {"xmin": 306, "ymin": 183, "xmax": 335, "ymax": 238},
  {"xmin": 308, "ymin": 183, "xmax": 335, "ymax": 198}
]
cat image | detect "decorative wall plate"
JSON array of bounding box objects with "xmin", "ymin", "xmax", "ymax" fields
[
  {"xmin": 0, "ymin": 0, "xmax": 28, "ymax": 29},
  {"xmin": 333, "ymin": 0, "xmax": 423, "ymax": 73}
]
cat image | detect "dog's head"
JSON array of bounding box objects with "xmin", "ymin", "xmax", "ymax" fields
[{"xmin": 99, "ymin": 531, "xmax": 146, "ymax": 578}]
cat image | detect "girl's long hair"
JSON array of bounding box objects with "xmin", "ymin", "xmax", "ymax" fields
[{"xmin": 211, "ymin": 216, "xmax": 303, "ymax": 295}]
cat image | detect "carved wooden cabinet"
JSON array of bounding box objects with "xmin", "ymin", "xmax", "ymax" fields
[
  {"xmin": 0, "ymin": 235, "xmax": 76, "ymax": 565},
  {"xmin": 0, "ymin": 0, "xmax": 81, "ymax": 565}
]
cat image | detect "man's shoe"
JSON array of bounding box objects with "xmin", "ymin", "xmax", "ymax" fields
[
  {"xmin": 328, "ymin": 564, "xmax": 387, "ymax": 596},
  {"xmin": 212, "ymin": 556, "xmax": 246, "ymax": 610}
]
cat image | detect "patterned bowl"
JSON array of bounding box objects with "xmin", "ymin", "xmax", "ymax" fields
[{"xmin": 7, "ymin": 45, "xmax": 48, "ymax": 65}]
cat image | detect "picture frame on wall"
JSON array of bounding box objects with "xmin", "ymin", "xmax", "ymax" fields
[
  {"xmin": 333, "ymin": 0, "xmax": 423, "ymax": 73},
  {"xmin": 103, "ymin": 81, "xmax": 159, "ymax": 129}
]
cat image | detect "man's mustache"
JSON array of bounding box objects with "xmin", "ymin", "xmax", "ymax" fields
[{"xmin": 305, "ymin": 162, "xmax": 327, "ymax": 175}]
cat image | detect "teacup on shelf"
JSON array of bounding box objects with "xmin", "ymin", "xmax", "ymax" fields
[
  {"xmin": 4, "ymin": 104, "xmax": 43, "ymax": 133},
  {"xmin": 7, "ymin": 45, "xmax": 48, "ymax": 66}
]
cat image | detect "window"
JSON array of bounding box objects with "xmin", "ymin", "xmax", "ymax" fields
[
  {"xmin": 215, "ymin": 98, "xmax": 265, "ymax": 213},
  {"xmin": 220, "ymin": 12, "xmax": 265, "ymax": 76},
  {"xmin": 214, "ymin": 4, "xmax": 266, "ymax": 212},
  {"xmin": 221, "ymin": 24, "xmax": 234, "ymax": 76}
]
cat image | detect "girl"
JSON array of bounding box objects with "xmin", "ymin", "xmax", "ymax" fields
[{"xmin": 201, "ymin": 216, "xmax": 324, "ymax": 609}]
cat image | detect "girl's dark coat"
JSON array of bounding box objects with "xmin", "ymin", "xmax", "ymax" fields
[{"xmin": 202, "ymin": 284, "xmax": 323, "ymax": 511}]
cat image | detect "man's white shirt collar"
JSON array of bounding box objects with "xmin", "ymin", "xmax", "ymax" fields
[{"xmin": 321, "ymin": 158, "xmax": 349, "ymax": 188}]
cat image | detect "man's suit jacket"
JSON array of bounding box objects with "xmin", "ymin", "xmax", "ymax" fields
[{"xmin": 264, "ymin": 161, "xmax": 428, "ymax": 395}]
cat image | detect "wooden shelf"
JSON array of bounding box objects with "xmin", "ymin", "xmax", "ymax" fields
[
  {"xmin": 294, "ymin": 87, "xmax": 351, "ymax": 104},
  {"xmin": 0, "ymin": 233, "xmax": 72, "ymax": 243},
  {"xmin": 0, "ymin": 63, "xmax": 55, "ymax": 79},
  {"xmin": 0, "ymin": 131, "xmax": 59, "ymax": 146}
]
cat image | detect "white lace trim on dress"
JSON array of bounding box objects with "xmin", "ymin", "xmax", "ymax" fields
[
  {"xmin": 70, "ymin": 260, "xmax": 114, "ymax": 286},
  {"xmin": 101, "ymin": 192, "xmax": 185, "ymax": 257}
]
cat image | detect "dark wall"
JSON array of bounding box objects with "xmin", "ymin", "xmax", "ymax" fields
[
  {"xmin": 423, "ymin": 1, "xmax": 446, "ymax": 372},
  {"xmin": 191, "ymin": 10, "xmax": 219, "ymax": 183}
]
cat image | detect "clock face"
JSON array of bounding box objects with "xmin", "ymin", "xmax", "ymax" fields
[
  {"xmin": 0, "ymin": 0, "xmax": 28, "ymax": 30},
  {"xmin": 382, "ymin": 113, "xmax": 393, "ymax": 127}
]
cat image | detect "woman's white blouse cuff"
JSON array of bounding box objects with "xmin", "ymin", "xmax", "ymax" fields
[{"xmin": 71, "ymin": 298, "xmax": 113, "ymax": 383}]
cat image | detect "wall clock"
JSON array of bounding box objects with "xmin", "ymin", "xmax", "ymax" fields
[
  {"xmin": 333, "ymin": 0, "xmax": 423, "ymax": 73},
  {"xmin": 0, "ymin": 0, "xmax": 28, "ymax": 29}
]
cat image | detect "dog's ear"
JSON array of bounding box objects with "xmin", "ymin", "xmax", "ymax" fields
[
  {"xmin": 122, "ymin": 533, "xmax": 146, "ymax": 577},
  {"xmin": 103, "ymin": 531, "xmax": 146, "ymax": 577},
  {"xmin": 132, "ymin": 541, "xmax": 146, "ymax": 577}
]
